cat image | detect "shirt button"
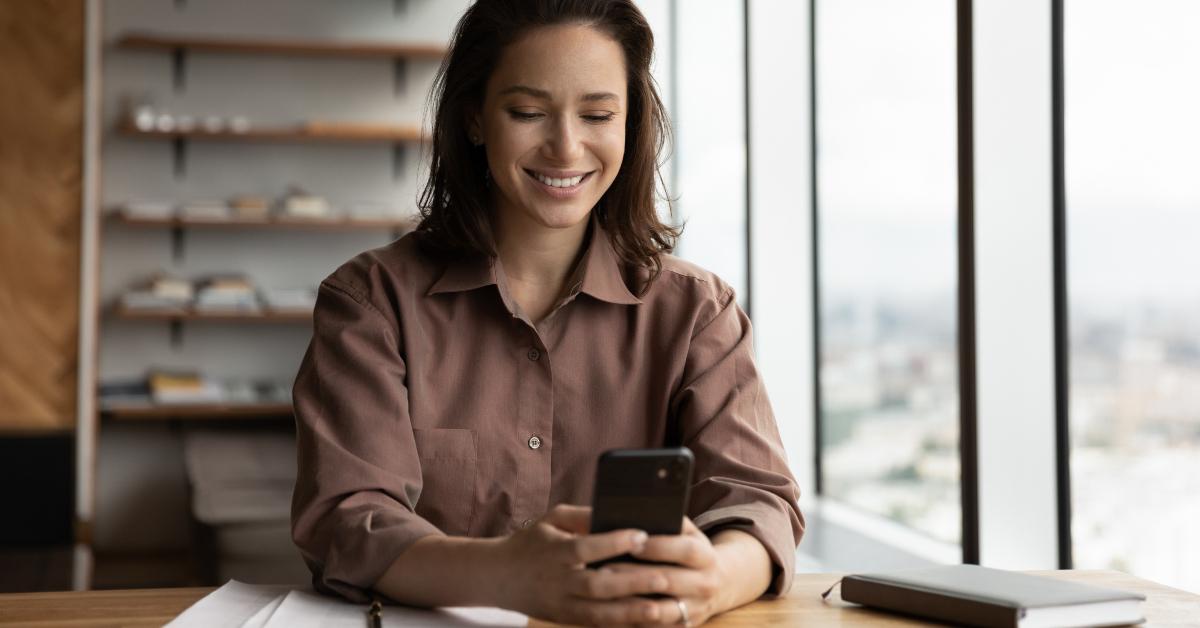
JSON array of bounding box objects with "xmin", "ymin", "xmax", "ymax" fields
[
  {"xmin": 528, "ymin": 435, "xmax": 542, "ymax": 450},
  {"xmin": 527, "ymin": 348, "xmax": 540, "ymax": 361}
]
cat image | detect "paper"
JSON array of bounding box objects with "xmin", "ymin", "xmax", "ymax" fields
[
  {"xmin": 262, "ymin": 589, "xmax": 529, "ymax": 627},
  {"xmin": 165, "ymin": 580, "xmax": 290, "ymax": 627},
  {"xmin": 167, "ymin": 581, "xmax": 529, "ymax": 628},
  {"xmin": 240, "ymin": 593, "xmax": 286, "ymax": 628}
]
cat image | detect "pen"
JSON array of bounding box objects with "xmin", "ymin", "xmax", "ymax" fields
[{"xmin": 368, "ymin": 597, "xmax": 383, "ymax": 628}]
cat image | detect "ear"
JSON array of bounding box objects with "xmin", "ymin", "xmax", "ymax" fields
[{"xmin": 466, "ymin": 109, "xmax": 483, "ymax": 146}]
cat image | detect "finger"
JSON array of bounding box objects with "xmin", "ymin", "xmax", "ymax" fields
[
  {"xmin": 633, "ymin": 534, "xmax": 715, "ymax": 569},
  {"xmin": 558, "ymin": 528, "xmax": 648, "ymax": 565},
  {"xmin": 541, "ymin": 503, "xmax": 592, "ymax": 534},
  {"xmin": 681, "ymin": 516, "xmax": 705, "ymax": 536},
  {"xmin": 561, "ymin": 597, "xmax": 663, "ymax": 626},
  {"xmin": 566, "ymin": 565, "xmax": 670, "ymax": 600},
  {"xmin": 602, "ymin": 563, "xmax": 719, "ymax": 600},
  {"xmin": 632, "ymin": 596, "xmax": 702, "ymax": 627}
]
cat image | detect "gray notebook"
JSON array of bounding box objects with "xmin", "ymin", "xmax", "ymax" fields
[{"xmin": 837, "ymin": 564, "xmax": 1145, "ymax": 628}]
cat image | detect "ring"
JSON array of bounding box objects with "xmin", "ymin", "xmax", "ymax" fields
[{"xmin": 675, "ymin": 598, "xmax": 691, "ymax": 627}]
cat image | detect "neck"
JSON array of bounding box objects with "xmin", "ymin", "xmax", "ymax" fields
[{"xmin": 493, "ymin": 210, "xmax": 590, "ymax": 290}]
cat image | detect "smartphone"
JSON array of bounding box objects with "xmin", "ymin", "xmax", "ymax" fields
[{"xmin": 588, "ymin": 447, "xmax": 694, "ymax": 568}]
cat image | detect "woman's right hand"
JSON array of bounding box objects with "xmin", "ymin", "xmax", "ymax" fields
[{"xmin": 491, "ymin": 504, "xmax": 678, "ymax": 626}]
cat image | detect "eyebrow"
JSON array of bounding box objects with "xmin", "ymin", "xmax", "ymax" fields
[{"xmin": 498, "ymin": 84, "xmax": 620, "ymax": 103}]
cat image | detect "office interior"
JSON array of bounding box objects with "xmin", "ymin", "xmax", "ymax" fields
[{"xmin": 1, "ymin": 0, "xmax": 1197, "ymax": 600}]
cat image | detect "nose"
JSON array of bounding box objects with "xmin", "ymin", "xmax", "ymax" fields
[{"xmin": 542, "ymin": 114, "xmax": 585, "ymax": 163}]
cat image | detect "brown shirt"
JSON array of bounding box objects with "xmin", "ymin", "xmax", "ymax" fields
[{"xmin": 291, "ymin": 221, "xmax": 804, "ymax": 603}]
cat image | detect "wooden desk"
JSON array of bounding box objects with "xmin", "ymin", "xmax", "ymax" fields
[{"xmin": 0, "ymin": 570, "xmax": 1195, "ymax": 627}]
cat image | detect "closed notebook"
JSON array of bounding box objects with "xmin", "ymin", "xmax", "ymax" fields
[{"xmin": 837, "ymin": 564, "xmax": 1145, "ymax": 628}]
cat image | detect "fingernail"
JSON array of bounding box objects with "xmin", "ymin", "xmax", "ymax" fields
[{"xmin": 632, "ymin": 531, "xmax": 648, "ymax": 549}]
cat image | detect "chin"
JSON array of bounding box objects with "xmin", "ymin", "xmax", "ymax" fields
[{"xmin": 527, "ymin": 204, "xmax": 594, "ymax": 230}]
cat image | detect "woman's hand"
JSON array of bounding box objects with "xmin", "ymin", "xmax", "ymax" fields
[
  {"xmin": 492, "ymin": 504, "xmax": 679, "ymax": 626},
  {"xmin": 601, "ymin": 517, "xmax": 734, "ymax": 627}
]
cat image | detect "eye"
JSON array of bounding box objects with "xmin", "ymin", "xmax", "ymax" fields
[
  {"xmin": 508, "ymin": 110, "xmax": 544, "ymax": 122},
  {"xmin": 582, "ymin": 113, "xmax": 616, "ymax": 124}
]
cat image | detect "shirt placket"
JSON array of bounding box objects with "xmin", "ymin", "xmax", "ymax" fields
[{"xmin": 515, "ymin": 322, "xmax": 554, "ymax": 530}]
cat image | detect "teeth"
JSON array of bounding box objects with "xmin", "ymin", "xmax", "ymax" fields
[{"xmin": 533, "ymin": 172, "xmax": 585, "ymax": 188}]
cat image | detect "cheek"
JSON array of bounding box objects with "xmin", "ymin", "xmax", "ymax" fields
[{"xmin": 597, "ymin": 128, "xmax": 626, "ymax": 178}]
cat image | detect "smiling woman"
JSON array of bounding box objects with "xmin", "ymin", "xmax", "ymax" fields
[{"xmin": 290, "ymin": 1, "xmax": 804, "ymax": 626}]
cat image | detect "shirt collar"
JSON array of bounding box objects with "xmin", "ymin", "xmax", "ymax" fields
[
  {"xmin": 575, "ymin": 220, "xmax": 643, "ymax": 305},
  {"xmin": 425, "ymin": 216, "xmax": 642, "ymax": 305}
]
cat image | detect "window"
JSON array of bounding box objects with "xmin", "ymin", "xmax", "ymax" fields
[
  {"xmin": 816, "ymin": 0, "xmax": 960, "ymax": 545},
  {"xmin": 1066, "ymin": 0, "xmax": 1200, "ymax": 592}
]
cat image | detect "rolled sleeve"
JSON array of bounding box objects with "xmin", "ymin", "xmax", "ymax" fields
[
  {"xmin": 291, "ymin": 276, "xmax": 443, "ymax": 602},
  {"xmin": 671, "ymin": 287, "xmax": 805, "ymax": 596}
]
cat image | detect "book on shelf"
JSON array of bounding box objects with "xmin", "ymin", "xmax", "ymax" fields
[
  {"xmin": 261, "ymin": 288, "xmax": 317, "ymax": 313},
  {"xmin": 118, "ymin": 200, "xmax": 175, "ymax": 220},
  {"xmin": 195, "ymin": 275, "xmax": 259, "ymax": 312},
  {"xmin": 120, "ymin": 274, "xmax": 193, "ymax": 311},
  {"xmin": 278, "ymin": 186, "xmax": 332, "ymax": 219},
  {"xmin": 101, "ymin": 375, "xmax": 292, "ymax": 410},
  {"xmin": 229, "ymin": 195, "xmax": 270, "ymax": 220},
  {"xmin": 180, "ymin": 200, "xmax": 233, "ymax": 221},
  {"xmin": 149, "ymin": 370, "xmax": 226, "ymax": 405}
]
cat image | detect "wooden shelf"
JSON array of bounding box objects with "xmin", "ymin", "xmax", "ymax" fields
[
  {"xmin": 104, "ymin": 402, "xmax": 293, "ymax": 420},
  {"xmin": 110, "ymin": 212, "xmax": 416, "ymax": 231},
  {"xmin": 116, "ymin": 32, "xmax": 446, "ymax": 60},
  {"xmin": 117, "ymin": 121, "xmax": 427, "ymax": 144},
  {"xmin": 111, "ymin": 306, "xmax": 312, "ymax": 323}
]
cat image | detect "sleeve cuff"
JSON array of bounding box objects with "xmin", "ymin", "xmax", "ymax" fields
[
  {"xmin": 310, "ymin": 504, "xmax": 446, "ymax": 602},
  {"xmin": 693, "ymin": 502, "xmax": 800, "ymax": 597}
]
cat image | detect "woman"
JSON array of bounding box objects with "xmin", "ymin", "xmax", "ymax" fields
[{"xmin": 291, "ymin": 0, "xmax": 804, "ymax": 625}]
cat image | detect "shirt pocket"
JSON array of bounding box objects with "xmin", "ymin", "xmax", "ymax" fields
[{"xmin": 412, "ymin": 428, "xmax": 477, "ymax": 536}]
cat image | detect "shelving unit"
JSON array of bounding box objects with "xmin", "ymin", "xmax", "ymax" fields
[
  {"xmin": 85, "ymin": 1, "xmax": 463, "ymax": 588},
  {"xmin": 104, "ymin": 403, "xmax": 293, "ymax": 421},
  {"xmin": 117, "ymin": 122, "xmax": 428, "ymax": 144},
  {"xmin": 110, "ymin": 212, "xmax": 414, "ymax": 232},
  {"xmin": 116, "ymin": 32, "xmax": 446, "ymax": 60},
  {"xmin": 110, "ymin": 306, "xmax": 312, "ymax": 324}
]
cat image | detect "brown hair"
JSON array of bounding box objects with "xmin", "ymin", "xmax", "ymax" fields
[{"xmin": 414, "ymin": 0, "xmax": 679, "ymax": 292}]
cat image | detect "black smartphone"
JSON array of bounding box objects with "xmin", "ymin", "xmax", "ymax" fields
[{"xmin": 588, "ymin": 447, "xmax": 694, "ymax": 568}]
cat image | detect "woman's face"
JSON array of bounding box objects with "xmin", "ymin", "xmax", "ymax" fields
[{"xmin": 473, "ymin": 24, "xmax": 627, "ymax": 233}]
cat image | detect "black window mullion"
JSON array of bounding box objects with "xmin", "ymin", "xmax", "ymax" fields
[
  {"xmin": 956, "ymin": 0, "xmax": 981, "ymax": 566},
  {"xmin": 1051, "ymin": 0, "xmax": 1074, "ymax": 570}
]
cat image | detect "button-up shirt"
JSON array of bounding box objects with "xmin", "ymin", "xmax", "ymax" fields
[{"xmin": 291, "ymin": 221, "xmax": 805, "ymax": 602}]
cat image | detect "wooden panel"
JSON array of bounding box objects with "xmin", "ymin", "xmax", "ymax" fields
[{"xmin": 0, "ymin": 0, "xmax": 85, "ymax": 432}]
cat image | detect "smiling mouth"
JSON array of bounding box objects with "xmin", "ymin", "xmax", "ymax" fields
[{"xmin": 524, "ymin": 169, "xmax": 593, "ymax": 189}]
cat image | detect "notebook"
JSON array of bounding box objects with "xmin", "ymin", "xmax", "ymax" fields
[{"xmin": 836, "ymin": 564, "xmax": 1145, "ymax": 628}]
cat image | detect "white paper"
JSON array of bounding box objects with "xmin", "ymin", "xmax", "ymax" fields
[
  {"xmin": 240, "ymin": 593, "xmax": 286, "ymax": 628},
  {"xmin": 166, "ymin": 580, "xmax": 291, "ymax": 628},
  {"xmin": 261, "ymin": 589, "xmax": 529, "ymax": 628}
]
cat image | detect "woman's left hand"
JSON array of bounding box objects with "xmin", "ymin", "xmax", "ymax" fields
[{"xmin": 600, "ymin": 517, "xmax": 732, "ymax": 627}]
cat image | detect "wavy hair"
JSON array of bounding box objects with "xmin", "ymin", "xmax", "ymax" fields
[{"xmin": 414, "ymin": 0, "xmax": 679, "ymax": 293}]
